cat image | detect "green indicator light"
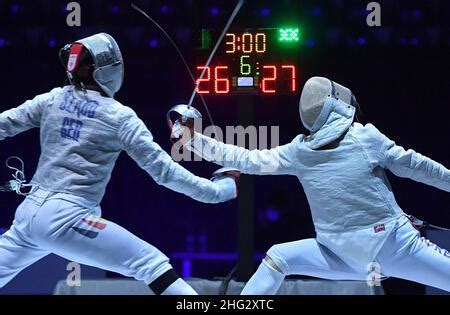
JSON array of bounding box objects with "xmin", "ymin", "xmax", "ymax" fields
[
  {"xmin": 256, "ymin": 72, "xmax": 260, "ymax": 75},
  {"xmin": 279, "ymin": 28, "xmax": 300, "ymax": 42},
  {"xmin": 201, "ymin": 29, "xmax": 211, "ymax": 49}
]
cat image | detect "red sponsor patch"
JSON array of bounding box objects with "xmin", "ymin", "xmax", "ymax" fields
[{"xmin": 374, "ymin": 224, "xmax": 385, "ymax": 233}]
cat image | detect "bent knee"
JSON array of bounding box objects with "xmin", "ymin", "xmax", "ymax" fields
[
  {"xmin": 266, "ymin": 245, "xmax": 290, "ymax": 275},
  {"xmin": 127, "ymin": 246, "xmax": 172, "ymax": 284}
]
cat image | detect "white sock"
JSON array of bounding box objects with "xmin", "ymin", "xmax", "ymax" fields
[
  {"xmin": 240, "ymin": 260, "xmax": 285, "ymax": 295},
  {"xmin": 161, "ymin": 278, "xmax": 198, "ymax": 295}
]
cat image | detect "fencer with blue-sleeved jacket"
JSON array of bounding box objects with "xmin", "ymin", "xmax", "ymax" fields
[{"xmin": 0, "ymin": 86, "xmax": 236, "ymax": 289}]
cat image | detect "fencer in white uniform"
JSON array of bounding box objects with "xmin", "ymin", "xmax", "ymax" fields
[
  {"xmin": 181, "ymin": 77, "xmax": 450, "ymax": 293},
  {"xmin": 0, "ymin": 33, "xmax": 238, "ymax": 295}
]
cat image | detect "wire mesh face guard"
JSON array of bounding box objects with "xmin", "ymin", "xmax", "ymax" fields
[
  {"xmin": 166, "ymin": 104, "xmax": 202, "ymax": 128},
  {"xmin": 299, "ymin": 77, "xmax": 357, "ymax": 131},
  {"xmin": 68, "ymin": 33, "xmax": 124, "ymax": 98}
]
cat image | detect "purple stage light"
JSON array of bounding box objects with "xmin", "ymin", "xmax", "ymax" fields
[
  {"xmin": 11, "ymin": 3, "xmax": 19, "ymax": 14},
  {"xmin": 148, "ymin": 39, "xmax": 159, "ymax": 48},
  {"xmin": 312, "ymin": 7, "xmax": 321, "ymax": 16},
  {"xmin": 160, "ymin": 5, "xmax": 169, "ymax": 14},
  {"xmin": 307, "ymin": 38, "xmax": 316, "ymax": 47},
  {"xmin": 181, "ymin": 259, "xmax": 192, "ymax": 278},
  {"xmin": 48, "ymin": 39, "xmax": 56, "ymax": 48},
  {"xmin": 111, "ymin": 5, "xmax": 120, "ymax": 14},
  {"xmin": 265, "ymin": 208, "xmax": 280, "ymax": 222},
  {"xmin": 357, "ymin": 36, "xmax": 366, "ymax": 46},
  {"xmin": 410, "ymin": 37, "xmax": 419, "ymax": 46},
  {"xmin": 412, "ymin": 9, "xmax": 422, "ymax": 18},
  {"xmin": 210, "ymin": 7, "xmax": 219, "ymax": 16},
  {"xmin": 0, "ymin": 38, "xmax": 5, "ymax": 47},
  {"xmin": 261, "ymin": 8, "xmax": 270, "ymax": 16}
]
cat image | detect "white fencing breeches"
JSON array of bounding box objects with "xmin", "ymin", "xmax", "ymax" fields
[
  {"xmin": 242, "ymin": 218, "xmax": 450, "ymax": 294},
  {"xmin": 0, "ymin": 189, "xmax": 173, "ymax": 289}
]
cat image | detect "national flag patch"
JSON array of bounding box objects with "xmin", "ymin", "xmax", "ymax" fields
[{"xmin": 72, "ymin": 214, "xmax": 108, "ymax": 239}]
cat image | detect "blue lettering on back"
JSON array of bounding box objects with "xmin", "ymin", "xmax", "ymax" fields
[{"xmin": 60, "ymin": 90, "xmax": 99, "ymax": 118}]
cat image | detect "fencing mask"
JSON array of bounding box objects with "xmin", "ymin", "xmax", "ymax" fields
[
  {"xmin": 60, "ymin": 33, "xmax": 124, "ymax": 98},
  {"xmin": 299, "ymin": 77, "xmax": 359, "ymax": 132}
]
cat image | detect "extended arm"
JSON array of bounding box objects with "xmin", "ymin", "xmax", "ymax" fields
[
  {"xmin": 119, "ymin": 109, "xmax": 236, "ymax": 204},
  {"xmin": 383, "ymin": 140, "xmax": 450, "ymax": 192},
  {"xmin": 0, "ymin": 88, "xmax": 61, "ymax": 140},
  {"xmin": 368, "ymin": 124, "xmax": 450, "ymax": 192},
  {"xmin": 186, "ymin": 132, "xmax": 301, "ymax": 175}
]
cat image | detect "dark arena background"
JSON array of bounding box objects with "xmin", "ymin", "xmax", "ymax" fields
[{"xmin": 0, "ymin": 0, "xmax": 449, "ymax": 297}]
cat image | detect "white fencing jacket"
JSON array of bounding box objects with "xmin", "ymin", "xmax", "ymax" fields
[
  {"xmin": 0, "ymin": 86, "xmax": 235, "ymax": 207},
  {"xmin": 187, "ymin": 99, "xmax": 450, "ymax": 269}
]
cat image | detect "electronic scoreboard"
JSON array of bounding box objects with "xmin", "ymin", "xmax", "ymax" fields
[{"xmin": 194, "ymin": 28, "xmax": 300, "ymax": 95}]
